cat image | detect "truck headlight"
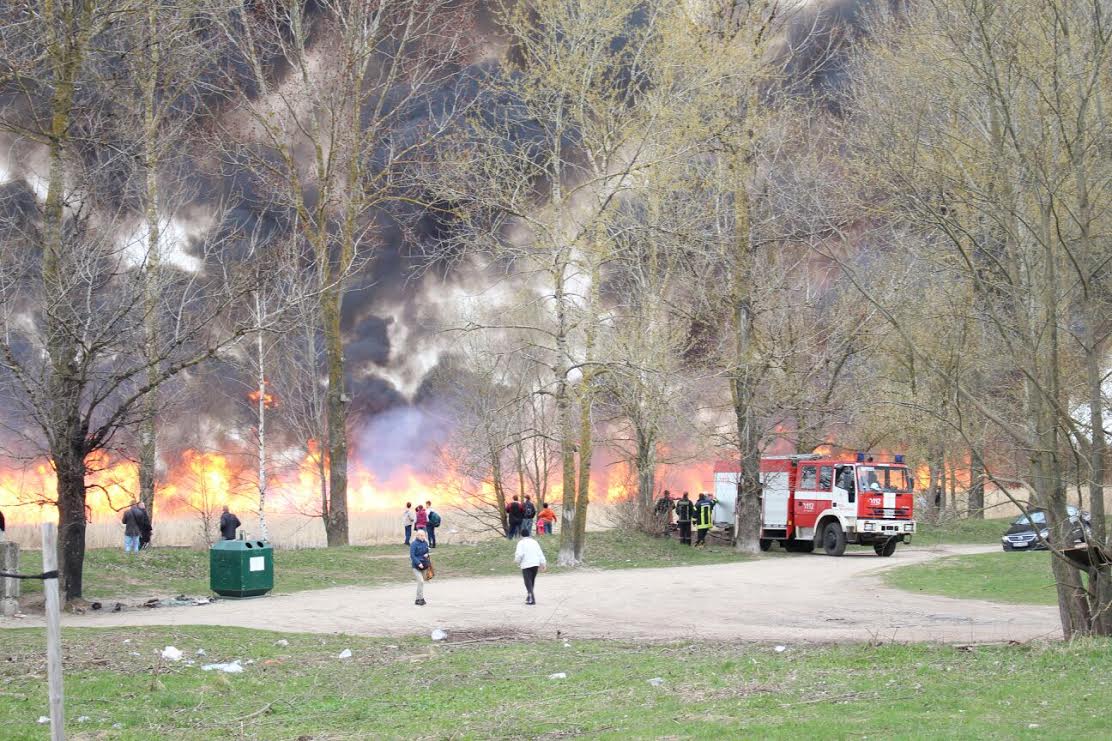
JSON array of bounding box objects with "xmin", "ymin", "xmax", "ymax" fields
[
  {"xmin": 904, "ymin": 524, "xmax": 914, "ymax": 532},
  {"xmin": 863, "ymin": 522, "xmax": 875, "ymax": 531}
]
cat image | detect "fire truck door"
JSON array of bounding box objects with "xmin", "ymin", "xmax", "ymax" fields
[
  {"xmin": 760, "ymin": 471, "xmax": 789, "ymax": 528},
  {"xmin": 833, "ymin": 465, "xmax": 855, "ymax": 509}
]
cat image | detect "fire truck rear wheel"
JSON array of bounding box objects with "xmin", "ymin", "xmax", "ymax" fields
[
  {"xmin": 821, "ymin": 521, "xmax": 847, "ymax": 557},
  {"xmin": 759, "ymin": 539, "xmax": 772, "ymax": 551},
  {"xmin": 873, "ymin": 538, "xmax": 897, "ymax": 557}
]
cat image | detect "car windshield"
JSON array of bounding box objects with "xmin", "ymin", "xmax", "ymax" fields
[
  {"xmin": 1013, "ymin": 511, "xmax": 1047, "ymax": 526},
  {"xmin": 1013, "ymin": 507, "xmax": 1081, "ymax": 526},
  {"xmin": 857, "ymin": 466, "xmax": 911, "ymax": 493}
]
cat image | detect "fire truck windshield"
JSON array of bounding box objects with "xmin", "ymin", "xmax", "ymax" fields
[{"xmin": 857, "ymin": 466, "xmax": 912, "ymax": 493}]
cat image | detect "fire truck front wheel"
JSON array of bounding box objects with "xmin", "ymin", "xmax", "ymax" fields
[
  {"xmin": 873, "ymin": 538, "xmax": 898, "ymax": 557},
  {"xmin": 821, "ymin": 521, "xmax": 847, "ymax": 556}
]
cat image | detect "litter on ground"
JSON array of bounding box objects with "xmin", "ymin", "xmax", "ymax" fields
[{"xmin": 202, "ymin": 661, "xmax": 244, "ymax": 673}]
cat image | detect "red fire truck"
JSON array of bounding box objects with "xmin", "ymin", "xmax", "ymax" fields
[{"xmin": 712, "ymin": 453, "xmax": 917, "ymax": 556}]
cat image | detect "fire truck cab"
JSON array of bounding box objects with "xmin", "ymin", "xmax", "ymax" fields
[{"xmin": 713, "ymin": 453, "xmax": 916, "ymax": 556}]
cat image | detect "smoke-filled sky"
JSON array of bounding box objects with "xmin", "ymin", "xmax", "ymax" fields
[{"xmin": 0, "ymin": 0, "xmax": 884, "ymax": 480}]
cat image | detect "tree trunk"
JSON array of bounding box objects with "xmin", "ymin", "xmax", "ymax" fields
[
  {"xmin": 572, "ymin": 261, "xmax": 600, "ymax": 561},
  {"xmin": 947, "ymin": 458, "xmax": 957, "ymax": 513},
  {"xmin": 1038, "ymin": 442, "xmax": 1092, "ymax": 638},
  {"xmin": 491, "ymin": 443, "xmax": 508, "ymax": 534},
  {"xmin": 137, "ymin": 0, "xmax": 161, "ymax": 522},
  {"xmin": 515, "ymin": 436, "xmax": 527, "ymax": 502},
  {"xmin": 635, "ymin": 429, "xmax": 656, "ymax": 515},
  {"xmin": 556, "ymin": 376, "xmax": 577, "ymax": 565},
  {"xmin": 968, "ymin": 443, "xmax": 985, "ymax": 519},
  {"xmin": 54, "ymin": 444, "xmax": 87, "ymax": 602},
  {"xmin": 317, "ymin": 441, "xmax": 329, "ymax": 527},
  {"xmin": 255, "ymin": 305, "xmax": 269, "ymax": 542},
  {"xmin": 550, "ymin": 244, "xmax": 579, "ymax": 566},
  {"xmin": 322, "ymin": 284, "xmax": 349, "ymax": 546},
  {"xmin": 1034, "ymin": 217, "xmax": 1090, "ymax": 638},
  {"xmin": 1086, "ymin": 330, "xmax": 1111, "ymax": 634},
  {"xmin": 927, "ymin": 444, "xmax": 944, "ymax": 518},
  {"xmin": 730, "ymin": 161, "xmax": 762, "ymax": 555},
  {"xmin": 43, "ymin": 7, "xmax": 87, "ymax": 600},
  {"xmin": 573, "ymin": 379, "xmax": 592, "ymax": 561}
]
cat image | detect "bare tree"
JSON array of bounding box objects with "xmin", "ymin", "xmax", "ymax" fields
[
  {"xmin": 210, "ymin": 0, "xmax": 476, "ymax": 546},
  {"xmin": 672, "ymin": 1, "xmax": 840, "ymax": 554},
  {"xmin": 104, "ymin": 0, "xmax": 233, "ymax": 523},
  {"xmin": 844, "ymin": 0, "xmax": 1112, "ymax": 637},
  {"xmin": 0, "ymin": 0, "xmax": 285, "ymax": 601},
  {"xmin": 425, "ymin": 0, "xmax": 719, "ymax": 564}
]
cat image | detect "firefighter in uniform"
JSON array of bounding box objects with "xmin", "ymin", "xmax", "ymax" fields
[
  {"xmin": 694, "ymin": 492, "xmax": 716, "ymax": 547},
  {"xmin": 673, "ymin": 492, "xmax": 694, "ymax": 545}
]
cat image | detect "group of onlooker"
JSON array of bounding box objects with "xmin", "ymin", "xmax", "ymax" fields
[
  {"xmin": 655, "ymin": 491, "xmax": 717, "ymax": 546},
  {"xmin": 402, "ymin": 500, "xmax": 441, "ymax": 548},
  {"xmin": 504, "ymin": 495, "xmax": 555, "ymax": 538}
]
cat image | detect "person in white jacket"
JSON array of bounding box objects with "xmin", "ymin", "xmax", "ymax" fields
[{"xmin": 513, "ymin": 534, "xmax": 547, "ymax": 605}]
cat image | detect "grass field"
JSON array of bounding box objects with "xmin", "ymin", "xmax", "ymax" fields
[
  {"xmin": 886, "ymin": 551, "xmax": 1059, "ymax": 605},
  {"xmin": 15, "ymin": 530, "xmax": 753, "ymax": 602},
  {"xmin": 914, "ymin": 517, "xmax": 1012, "ymax": 545},
  {"xmin": 0, "ymin": 626, "xmax": 1107, "ymax": 739},
  {"xmin": 915, "ymin": 514, "xmax": 1112, "ymax": 546}
]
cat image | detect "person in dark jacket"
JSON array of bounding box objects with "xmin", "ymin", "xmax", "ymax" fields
[
  {"xmin": 674, "ymin": 492, "xmax": 694, "ymax": 546},
  {"xmin": 521, "ymin": 495, "xmax": 536, "ymax": 537},
  {"xmin": 122, "ymin": 502, "xmax": 144, "ymax": 553},
  {"xmin": 425, "ymin": 500, "xmax": 440, "ymax": 548},
  {"xmin": 655, "ymin": 490, "xmax": 674, "ymax": 537},
  {"xmin": 219, "ymin": 505, "xmax": 241, "ymax": 541},
  {"xmin": 694, "ymin": 492, "xmax": 716, "ymax": 547},
  {"xmin": 0, "ymin": 508, "xmax": 6, "ymax": 541},
  {"xmin": 136, "ymin": 501, "xmax": 153, "ymax": 550},
  {"xmin": 410, "ymin": 529, "xmax": 431, "ymax": 605},
  {"xmin": 505, "ymin": 496, "xmax": 524, "ymax": 539}
]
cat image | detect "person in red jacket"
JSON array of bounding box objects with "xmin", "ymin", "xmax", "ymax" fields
[
  {"xmin": 536, "ymin": 502, "xmax": 557, "ymax": 536},
  {"xmin": 414, "ymin": 504, "xmax": 429, "ymax": 531}
]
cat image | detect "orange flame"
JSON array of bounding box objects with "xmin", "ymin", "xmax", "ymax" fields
[
  {"xmin": 0, "ymin": 445, "xmax": 724, "ymax": 527},
  {"xmin": 247, "ymin": 388, "xmax": 276, "ymax": 408}
]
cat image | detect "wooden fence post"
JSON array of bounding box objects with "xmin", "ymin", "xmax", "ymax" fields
[
  {"xmin": 1, "ymin": 541, "xmax": 19, "ymax": 617},
  {"xmin": 41, "ymin": 523, "xmax": 64, "ymax": 741}
]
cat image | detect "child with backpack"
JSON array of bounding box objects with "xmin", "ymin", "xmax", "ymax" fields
[{"xmin": 425, "ymin": 500, "xmax": 441, "ymax": 548}]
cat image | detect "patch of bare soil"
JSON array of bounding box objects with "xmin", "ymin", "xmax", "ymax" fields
[{"xmin": 19, "ymin": 545, "xmax": 1062, "ymax": 644}]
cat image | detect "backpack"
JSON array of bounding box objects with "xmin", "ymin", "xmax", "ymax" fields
[
  {"xmin": 428, "ymin": 511, "xmax": 441, "ymax": 527},
  {"xmin": 524, "ymin": 501, "xmax": 536, "ymax": 518}
]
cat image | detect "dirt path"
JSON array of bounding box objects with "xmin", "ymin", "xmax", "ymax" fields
[{"xmin": 31, "ymin": 544, "xmax": 1063, "ymax": 643}]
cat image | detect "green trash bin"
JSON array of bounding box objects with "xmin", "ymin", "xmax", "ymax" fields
[{"xmin": 209, "ymin": 539, "xmax": 274, "ymax": 597}]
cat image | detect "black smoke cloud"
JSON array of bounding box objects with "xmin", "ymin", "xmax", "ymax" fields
[{"xmin": 0, "ymin": 0, "xmax": 885, "ymax": 479}]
